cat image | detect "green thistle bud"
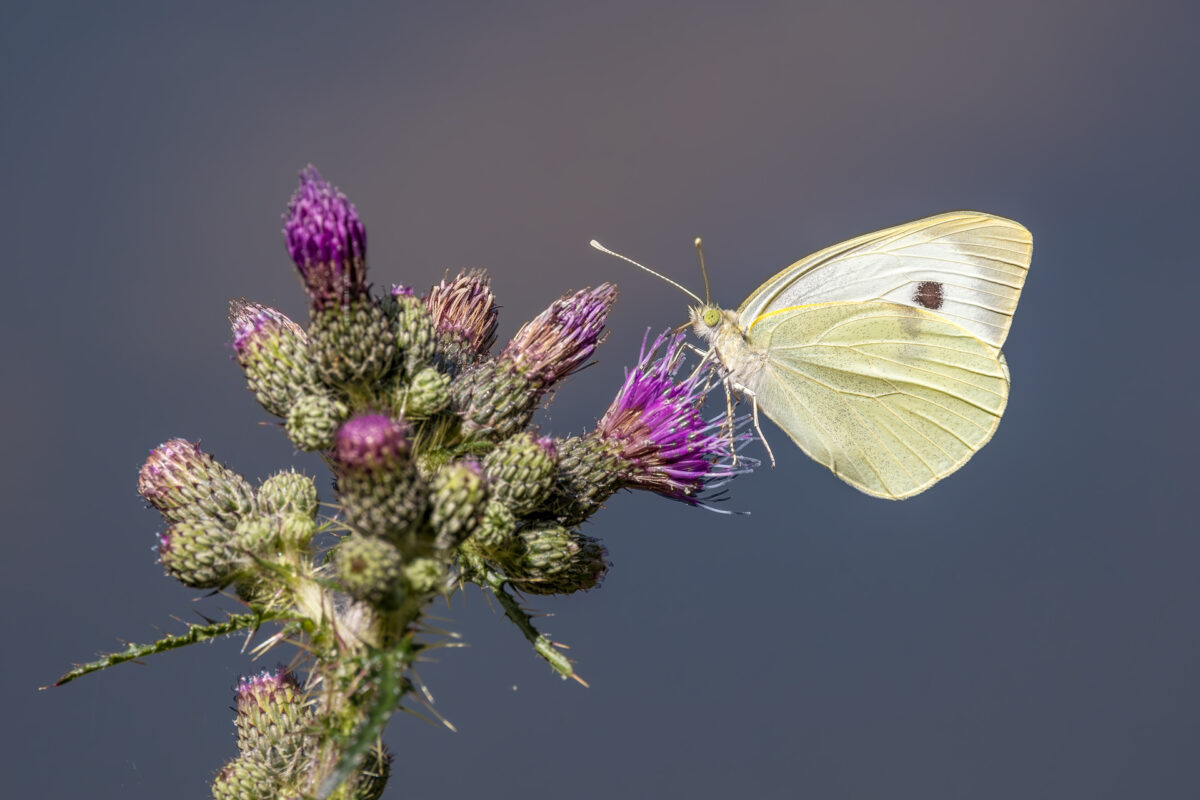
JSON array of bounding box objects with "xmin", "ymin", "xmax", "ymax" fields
[
  {"xmin": 286, "ymin": 392, "xmax": 349, "ymax": 452},
  {"xmin": 308, "ymin": 298, "xmax": 397, "ymax": 389},
  {"xmin": 501, "ymin": 525, "xmax": 608, "ymax": 596},
  {"xmin": 403, "ymin": 557, "xmax": 447, "ymax": 595},
  {"xmin": 333, "ymin": 414, "xmax": 427, "ymax": 541},
  {"xmin": 256, "ymin": 470, "xmax": 319, "ymax": 519},
  {"xmin": 391, "ymin": 288, "xmax": 439, "ymax": 376},
  {"xmin": 352, "ymin": 744, "xmax": 393, "ymax": 800},
  {"xmin": 449, "ymin": 358, "xmax": 538, "ymax": 440},
  {"xmin": 229, "ymin": 300, "xmax": 312, "ymax": 418},
  {"xmin": 138, "ymin": 439, "xmax": 256, "ymax": 528},
  {"xmin": 428, "ymin": 460, "xmax": 487, "ymax": 549},
  {"xmin": 212, "ymin": 755, "xmax": 280, "ymax": 800},
  {"xmin": 468, "ymin": 499, "xmax": 516, "ymax": 550},
  {"xmin": 484, "ymin": 432, "xmax": 557, "ymax": 516},
  {"xmin": 234, "ymin": 667, "xmax": 312, "ymax": 767},
  {"xmin": 399, "ymin": 365, "xmax": 451, "ymax": 417},
  {"xmin": 278, "ymin": 512, "xmax": 317, "ymax": 550},
  {"xmin": 548, "ymin": 434, "xmax": 624, "ymax": 525},
  {"xmin": 157, "ymin": 519, "xmax": 246, "ymax": 588},
  {"xmin": 233, "ymin": 516, "xmax": 278, "ymax": 555},
  {"xmin": 336, "ymin": 534, "xmax": 404, "ymax": 607}
]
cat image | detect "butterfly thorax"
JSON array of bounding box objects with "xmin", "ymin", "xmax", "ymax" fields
[{"xmin": 690, "ymin": 305, "xmax": 767, "ymax": 392}]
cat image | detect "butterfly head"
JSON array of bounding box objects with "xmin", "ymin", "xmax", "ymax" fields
[{"xmin": 689, "ymin": 304, "xmax": 737, "ymax": 344}]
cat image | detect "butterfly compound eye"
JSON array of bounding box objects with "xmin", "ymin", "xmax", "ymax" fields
[{"xmin": 702, "ymin": 308, "xmax": 721, "ymax": 328}]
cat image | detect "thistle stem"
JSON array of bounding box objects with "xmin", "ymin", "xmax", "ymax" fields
[
  {"xmin": 46, "ymin": 611, "xmax": 285, "ymax": 688},
  {"xmin": 462, "ymin": 554, "xmax": 579, "ymax": 682}
]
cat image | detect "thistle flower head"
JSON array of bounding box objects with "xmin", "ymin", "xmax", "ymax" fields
[
  {"xmin": 484, "ymin": 431, "xmax": 558, "ymax": 515},
  {"xmin": 283, "ymin": 165, "xmax": 367, "ymax": 310},
  {"xmin": 597, "ymin": 332, "xmax": 749, "ymax": 501},
  {"xmin": 235, "ymin": 666, "xmax": 301, "ymax": 714},
  {"xmin": 229, "ymin": 301, "xmax": 308, "ymax": 359},
  {"xmin": 138, "ymin": 438, "xmax": 204, "ymax": 503},
  {"xmin": 156, "ymin": 519, "xmax": 244, "ymax": 588},
  {"xmin": 334, "ymin": 414, "xmax": 410, "ymax": 473},
  {"xmin": 429, "ymin": 459, "xmax": 488, "ymax": 550},
  {"xmin": 391, "ymin": 288, "xmax": 438, "ymax": 374},
  {"xmin": 286, "ymin": 392, "xmax": 349, "ymax": 452},
  {"xmin": 138, "ymin": 439, "xmax": 256, "ymax": 527},
  {"xmin": 426, "ymin": 269, "xmax": 498, "ymax": 365},
  {"xmin": 256, "ymin": 470, "xmax": 319, "ymax": 519},
  {"xmin": 336, "ymin": 535, "xmax": 404, "ymax": 607},
  {"xmin": 233, "ymin": 666, "xmax": 312, "ymax": 773},
  {"xmin": 333, "ymin": 413, "xmax": 426, "ymax": 540},
  {"xmin": 503, "ymin": 525, "xmax": 609, "ymax": 596},
  {"xmin": 212, "ymin": 756, "xmax": 279, "ymax": 800},
  {"xmin": 228, "ymin": 300, "xmax": 312, "ymax": 418},
  {"xmin": 503, "ymin": 284, "xmax": 617, "ymax": 384}
]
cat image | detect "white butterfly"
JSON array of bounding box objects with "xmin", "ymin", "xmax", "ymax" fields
[{"xmin": 593, "ymin": 212, "xmax": 1032, "ymax": 499}]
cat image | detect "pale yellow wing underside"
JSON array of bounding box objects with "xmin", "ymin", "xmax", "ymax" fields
[
  {"xmin": 746, "ymin": 301, "xmax": 1009, "ymax": 499},
  {"xmin": 738, "ymin": 212, "xmax": 1032, "ymax": 350}
]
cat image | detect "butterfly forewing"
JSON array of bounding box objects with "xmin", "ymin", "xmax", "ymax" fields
[
  {"xmin": 744, "ymin": 302, "xmax": 1009, "ymax": 499},
  {"xmin": 737, "ymin": 212, "xmax": 1032, "ymax": 350}
]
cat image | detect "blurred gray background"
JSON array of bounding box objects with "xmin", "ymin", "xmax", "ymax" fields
[{"xmin": 5, "ymin": 2, "xmax": 1199, "ymax": 798}]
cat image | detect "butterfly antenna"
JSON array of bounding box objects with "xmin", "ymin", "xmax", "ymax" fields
[
  {"xmin": 694, "ymin": 237, "xmax": 712, "ymax": 305},
  {"xmin": 590, "ymin": 240, "xmax": 704, "ymax": 305}
]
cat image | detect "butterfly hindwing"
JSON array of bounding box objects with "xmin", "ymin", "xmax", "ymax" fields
[
  {"xmin": 738, "ymin": 212, "xmax": 1032, "ymax": 350},
  {"xmin": 744, "ymin": 301, "xmax": 1009, "ymax": 499}
]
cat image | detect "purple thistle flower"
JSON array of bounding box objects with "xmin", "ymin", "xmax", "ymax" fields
[
  {"xmin": 597, "ymin": 332, "xmax": 749, "ymax": 501},
  {"xmin": 535, "ymin": 435, "xmax": 557, "ymax": 459},
  {"xmin": 503, "ymin": 284, "xmax": 617, "ymax": 384},
  {"xmin": 283, "ymin": 165, "xmax": 367, "ymax": 310},
  {"xmin": 391, "ymin": 284, "xmax": 415, "ymax": 297},
  {"xmin": 236, "ymin": 666, "xmax": 301, "ymax": 712},
  {"xmin": 334, "ymin": 414, "xmax": 410, "ymax": 473},
  {"xmin": 333, "ymin": 414, "xmax": 426, "ymax": 539}
]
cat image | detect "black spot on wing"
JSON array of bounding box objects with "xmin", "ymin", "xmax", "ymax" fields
[{"xmin": 914, "ymin": 281, "xmax": 944, "ymax": 310}]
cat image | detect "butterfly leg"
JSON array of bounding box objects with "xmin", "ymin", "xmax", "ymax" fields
[
  {"xmin": 720, "ymin": 376, "xmax": 740, "ymax": 465},
  {"xmin": 682, "ymin": 342, "xmax": 768, "ymax": 467},
  {"xmin": 751, "ymin": 393, "xmax": 776, "ymax": 468},
  {"xmin": 682, "ymin": 344, "xmax": 714, "ymax": 385},
  {"xmin": 730, "ymin": 382, "xmax": 776, "ymax": 468}
]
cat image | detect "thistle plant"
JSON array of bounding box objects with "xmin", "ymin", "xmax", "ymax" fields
[{"xmin": 50, "ymin": 166, "xmax": 753, "ymax": 799}]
